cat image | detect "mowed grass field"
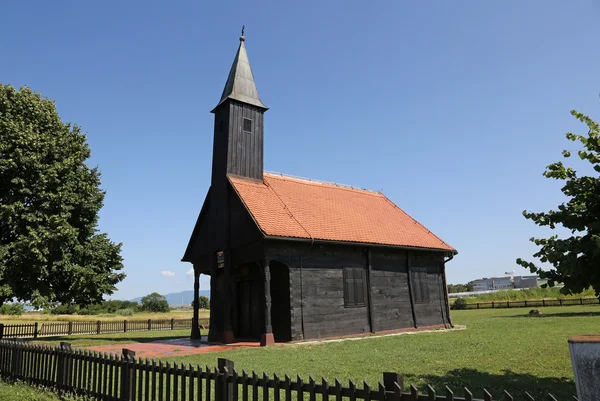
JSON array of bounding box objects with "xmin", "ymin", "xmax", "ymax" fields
[
  {"xmin": 0, "ymin": 309, "xmax": 209, "ymax": 325},
  {"xmin": 19, "ymin": 305, "xmax": 599, "ymax": 399}
]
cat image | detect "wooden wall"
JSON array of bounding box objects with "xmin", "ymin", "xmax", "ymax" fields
[
  {"xmin": 410, "ymin": 253, "xmax": 449, "ymax": 327},
  {"xmin": 369, "ymin": 249, "xmax": 415, "ymax": 331},
  {"xmin": 266, "ymin": 241, "xmax": 370, "ymax": 340},
  {"xmin": 265, "ymin": 240, "xmax": 450, "ymax": 341}
]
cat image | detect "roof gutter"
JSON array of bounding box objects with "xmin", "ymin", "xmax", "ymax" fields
[
  {"xmin": 263, "ymin": 235, "xmax": 457, "ymax": 255},
  {"xmin": 442, "ymin": 253, "xmax": 455, "ymax": 327}
]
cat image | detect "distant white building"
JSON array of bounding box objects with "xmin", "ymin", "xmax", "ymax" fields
[{"xmin": 471, "ymin": 275, "xmax": 542, "ymax": 292}]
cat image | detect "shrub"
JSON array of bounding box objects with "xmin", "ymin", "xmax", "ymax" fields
[
  {"xmin": 0, "ymin": 303, "xmax": 25, "ymax": 316},
  {"xmin": 116, "ymin": 308, "xmax": 134, "ymax": 316},
  {"xmin": 50, "ymin": 304, "xmax": 78, "ymax": 315},
  {"xmin": 452, "ymin": 298, "xmax": 468, "ymax": 310}
]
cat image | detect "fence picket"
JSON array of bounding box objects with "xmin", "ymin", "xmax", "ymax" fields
[
  {"xmin": 348, "ymin": 380, "xmax": 356, "ymax": 401},
  {"xmin": 464, "ymin": 387, "xmax": 473, "ymax": 401},
  {"xmin": 445, "ymin": 386, "xmax": 454, "ymax": 401},
  {"xmin": 188, "ymin": 363, "xmax": 194, "ymax": 401}
]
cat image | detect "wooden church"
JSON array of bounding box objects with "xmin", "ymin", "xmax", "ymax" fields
[{"xmin": 183, "ymin": 32, "xmax": 457, "ymax": 345}]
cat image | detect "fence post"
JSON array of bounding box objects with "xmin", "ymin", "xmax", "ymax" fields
[
  {"xmin": 492, "ymin": 302, "xmax": 495, "ymax": 309},
  {"xmin": 33, "ymin": 322, "xmax": 38, "ymax": 339},
  {"xmin": 124, "ymin": 320, "xmax": 127, "ymax": 333},
  {"xmin": 542, "ymin": 299, "xmax": 546, "ymax": 307},
  {"xmin": 0, "ymin": 323, "xmax": 4, "ymax": 340},
  {"xmin": 147, "ymin": 319, "xmax": 152, "ymax": 331},
  {"xmin": 68, "ymin": 321, "xmax": 73, "ymax": 336},
  {"xmin": 524, "ymin": 300, "xmax": 528, "ymax": 307},
  {"xmin": 121, "ymin": 348, "xmax": 136, "ymax": 401},
  {"xmin": 171, "ymin": 318, "xmax": 175, "ymax": 330},
  {"xmin": 581, "ymin": 297, "xmax": 583, "ymax": 305},
  {"xmin": 477, "ymin": 303, "xmax": 480, "ymax": 309},
  {"xmin": 383, "ymin": 372, "xmax": 403, "ymax": 401},
  {"xmin": 559, "ymin": 299, "xmax": 563, "ymax": 306},
  {"xmin": 217, "ymin": 358, "xmax": 234, "ymax": 401},
  {"xmin": 96, "ymin": 320, "xmax": 101, "ymax": 335}
]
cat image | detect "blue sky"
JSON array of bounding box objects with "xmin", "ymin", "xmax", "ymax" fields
[{"xmin": 3, "ymin": 1, "xmax": 600, "ymax": 300}]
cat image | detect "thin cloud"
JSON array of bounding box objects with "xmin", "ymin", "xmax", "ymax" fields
[
  {"xmin": 160, "ymin": 270, "xmax": 175, "ymax": 278},
  {"xmin": 186, "ymin": 268, "xmax": 194, "ymax": 276}
]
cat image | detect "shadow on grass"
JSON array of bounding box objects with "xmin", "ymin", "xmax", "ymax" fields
[
  {"xmin": 416, "ymin": 368, "xmax": 574, "ymax": 399},
  {"xmin": 495, "ymin": 310, "xmax": 600, "ymax": 318}
]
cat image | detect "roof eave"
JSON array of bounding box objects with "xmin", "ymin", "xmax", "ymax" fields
[
  {"xmin": 210, "ymin": 96, "xmax": 269, "ymax": 114},
  {"xmin": 263, "ymin": 235, "xmax": 457, "ymax": 255}
]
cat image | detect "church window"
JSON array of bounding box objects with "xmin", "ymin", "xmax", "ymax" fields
[
  {"xmin": 243, "ymin": 118, "xmax": 252, "ymax": 133},
  {"xmin": 343, "ymin": 267, "xmax": 366, "ymax": 307}
]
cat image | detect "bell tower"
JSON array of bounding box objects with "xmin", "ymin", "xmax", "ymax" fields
[{"xmin": 211, "ymin": 29, "xmax": 268, "ymax": 184}]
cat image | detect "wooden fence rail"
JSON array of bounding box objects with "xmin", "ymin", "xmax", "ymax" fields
[
  {"xmin": 0, "ymin": 340, "xmax": 575, "ymax": 401},
  {"xmin": 454, "ymin": 297, "xmax": 600, "ymax": 310},
  {"xmin": 0, "ymin": 318, "xmax": 208, "ymax": 339}
]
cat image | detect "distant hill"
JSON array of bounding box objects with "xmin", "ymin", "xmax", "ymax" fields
[{"xmin": 131, "ymin": 290, "xmax": 210, "ymax": 306}]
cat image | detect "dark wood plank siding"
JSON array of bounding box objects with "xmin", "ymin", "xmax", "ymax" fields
[
  {"xmin": 369, "ymin": 249, "xmax": 415, "ymax": 331},
  {"xmin": 410, "ymin": 252, "xmax": 449, "ymax": 327},
  {"xmin": 265, "ymin": 241, "xmax": 370, "ymax": 340},
  {"xmin": 227, "ymin": 101, "xmax": 264, "ymax": 180}
]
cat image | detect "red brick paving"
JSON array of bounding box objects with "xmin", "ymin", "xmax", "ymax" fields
[{"xmin": 87, "ymin": 336, "xmax": 260, "ymax": 358}]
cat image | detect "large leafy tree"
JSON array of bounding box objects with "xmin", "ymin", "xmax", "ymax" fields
[
  {"xmin": 141, "ymin": 293, "xmax": 170, "ymax": 313},
  {"xmin": 0, "ymin": 85, "xmax": 124, "ymax": 308},
  {"xmin": 517, "ymin": 110, "xmax": 600, "ymax": 296}
]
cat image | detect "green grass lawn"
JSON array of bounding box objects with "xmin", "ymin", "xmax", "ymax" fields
[
  {"xmin": 30, "ymin": 328, "xmax": 209, "ymax": 348},
  {"xmin": 153, "ymin": 305, "xmax": 596, "ymax": 399},
  {"xmin": 21, "ymin": 305, "xmax": 598, "ymax": 399},
  {"xmin": 0, "ymin": 380, "xmax": 63, "ymax": 401}
]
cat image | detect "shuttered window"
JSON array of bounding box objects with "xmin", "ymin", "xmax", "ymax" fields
[
  {"xmin": 343, "ymin": 267, "xmax": 366, "ymax": 307},
  {"xmin": 243, "ymin": 118, "xmax": 252, "ymax": 133},
  {"xmin": 411, "ymin": 268, "xmax": 429, "ymax": 303}
]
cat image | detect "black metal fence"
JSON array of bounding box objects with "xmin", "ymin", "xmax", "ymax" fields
[
  {"xmin": 0, "ymin": 340, "xmax": 574, "ymax": 401},
  {"xmin": 0, "ymin": 318, "xmax": 208, "ymax": 339},
  {"xmin": 454, "ymin": 297, "xmax": 600, "ymax": 310}
]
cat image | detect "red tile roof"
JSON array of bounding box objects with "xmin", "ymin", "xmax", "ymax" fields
[{"xmin": 228, "ymin": 173, "xmax": 455, "ymax": 252}]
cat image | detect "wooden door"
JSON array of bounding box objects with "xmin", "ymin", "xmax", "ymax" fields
[{"xmin": 236, "ymin": 279, "xmax": 261, "ymax": 340}]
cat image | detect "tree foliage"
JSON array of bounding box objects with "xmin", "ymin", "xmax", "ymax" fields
[
  {"xmin": 0, "ymin": 85, "xmax": 125, "ymax": 308},
  {"xmin": 517, "ymin": 110, "xmax": 600, "ymax": 296},
  {"xmin": 192, "ymin": 295, "xmax": 210, "ymax": 309},
  {"xmin": 141, "ymin": 292, "xmax": 170, "ymax": 313},
  {"xmin": 447, "ymin": 282, "xmax": 474, "ymax": 293}
]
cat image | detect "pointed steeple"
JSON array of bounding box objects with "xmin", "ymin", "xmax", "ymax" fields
[{"xmin": 212, "ymin": 30, "xmax": 267, "ymax": 112}]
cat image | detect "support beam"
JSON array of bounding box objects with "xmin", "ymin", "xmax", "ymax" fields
[
  {"xmin": 261, "ymin": 263, "xmax": 274, "ymax": 346},
  {"xmin": 191, "ymin": 265, "xmax": 201, "ymax": 339},
  {"xmin": 222, "ymin": 250, "xmax": 235, "ymax": 344},
  {"xmin": 207, "ymin": 253, "xmax": 221, "ymax": 343},
  {"xmin": 365, "ymin": 248, "xmax": 374, "ymax": 333},
  {"xmin": 406, "ymin": 253, "xmax": 418, "ymax": 328}
]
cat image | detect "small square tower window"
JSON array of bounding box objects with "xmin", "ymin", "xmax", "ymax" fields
[{"xmin": 243, "ymin": 118, "xmax": 252, "ymax": 133}]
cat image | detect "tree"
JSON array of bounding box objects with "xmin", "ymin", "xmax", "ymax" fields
[
  {"xmin": 192, "ymin": 295, "xmax": 210, "ymax": 309},
  {"xmin": 447, "ymin": 283, "xmax": 474, "ymax": 293},
  {"xmin": 141, "ymin": 292, "xmax": 170, "ymax": 313},
  {"xmin": 0, "ymin": 85, "xmax": 125, "ymax": 308},
  {"xmin": 517, "ymin": 110, "xmax": 600, "ymax": 296}
]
